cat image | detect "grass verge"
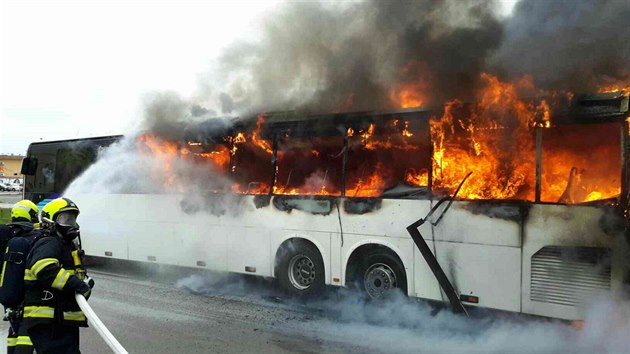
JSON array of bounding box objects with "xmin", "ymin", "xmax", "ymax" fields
[{"xmin": 0, "ymin": 208, "xmax": 10, "ymax": 224}]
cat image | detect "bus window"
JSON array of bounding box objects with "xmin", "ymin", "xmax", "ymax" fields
[
  {"xmin": 184, "ymin": 142, "xmax": 231, "ymax": 174},
  {"xmin": 541, "ymin": 123, "xmax": 621, "ymax": 203},
  {"xmin": 345, "ymin": 117, "xmax": 430, "ymax": 198},
  {"xmin": 55, "ymin": 147, "xmax": 98, "ymax": 193},
  {"xmin": 274, "ymin": 136, "xmax": 344, "ymax": 196},
  {"xmin": 232, "ymin": 136, "xmax": 273, "ymax": 194},
  {"xmin": 34, "ymin": 150, "xmax": 57, "ymax": 194}
]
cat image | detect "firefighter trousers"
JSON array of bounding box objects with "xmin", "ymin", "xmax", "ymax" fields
[
  {"xmin": 7, "ymin": 320, "xmax": 33, "ymax": 354},
  {"xmin": 27, "ymin": 324, "xmax": 80, "ymax": 354}
]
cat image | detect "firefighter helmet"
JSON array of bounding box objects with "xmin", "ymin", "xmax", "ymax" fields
[
  {"xmin": 11, "ymin": 200, "xmax": 39, "ymax": 223},
  {"xmin": 41, "ymin": 198, "xmax": 80, "ymax": 224},
  {"xmin": 41, "ymin": 198, "xmax": 81, "ymax": 241}
]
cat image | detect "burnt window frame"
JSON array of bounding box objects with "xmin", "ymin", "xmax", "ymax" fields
[
  {"xmin": 222, "ymin": 104, "xmax": 628, "ymax": 208},
  {"xmin": 254, "ymin": 109, "xmax": 434, "ymax": 200},
  {"xmin": 534, "ymin": 120, "xmax": 627, "ymax": 206},
  {"xmin": 273, "ymin": 134, "xmax": 346, "ymax": 196},
  {"xmin": 228, "ymin": 135, "xmax": 274, "ymax": 195},
  {"xmin": 341, "ymin": 112, "xmax": 432, "ymax": 199}
]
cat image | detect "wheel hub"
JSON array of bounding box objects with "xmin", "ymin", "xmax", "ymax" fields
[
  {"xmin": 364, "ymin": 263, "xmax": 397, "ymax": 299},
  {"xmin": 288, "ymin": 255, "xmax": 315, "ymax": 290}
]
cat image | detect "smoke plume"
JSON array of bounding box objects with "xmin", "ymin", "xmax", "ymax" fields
[
  {"xmin": 213, "ymin": 0, "xmax": 504, "ymax": 116},
  {"xmin": 493, "ymin": 0, "xmax": 630, "ymax": 92},
  {"xmin": 184, "ymin": 0, "xmax": 630, "ymax": 123}
]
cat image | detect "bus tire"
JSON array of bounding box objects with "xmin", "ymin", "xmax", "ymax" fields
[
  {"xmin": 353, "ymin": 248, "xmax": 407, "ymax": 299},
  {"xmin": 276, "ymin": 239, "xmax": 325, "ymax": 297}
]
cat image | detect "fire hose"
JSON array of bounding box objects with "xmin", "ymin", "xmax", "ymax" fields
[{"xmin": 75, "ymin": 294, "xmax": 129, "ymax": 354}]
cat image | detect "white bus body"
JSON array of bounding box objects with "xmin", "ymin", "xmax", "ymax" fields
[
  {"xmin": 74, "ymin": 193, "xmax": 626, "ymax": 320},
  {"xmin": 23, "ymin": 94, "xmax": 629, "ymax": 321}
]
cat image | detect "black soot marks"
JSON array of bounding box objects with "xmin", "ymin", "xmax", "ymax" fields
[
  {"xmin": 254, "ymin": 195, "xmax": 271, "ymax": 209},
  {"xmin": 180, "ymin": 199, "xmax": 201, "ymax": 215},
  {"xmin": 180, "ymin": 194, "xmax": 246, "ymax": 217},
  {"xmin": 272, "ymin": 196, "xmax": 334, "ymax": 215},
  {"xmin": 461, "ymin": 200, "xmax": 529, "ymax": 223},
  {"xmin": 598, "ymin": 207, "xmax": 625, "ymax": 236},
  {"xmin": 343, "ymin": 198, "xmax": 382, "ymax": 215}
]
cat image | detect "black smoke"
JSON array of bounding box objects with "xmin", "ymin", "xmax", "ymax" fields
[
  {"xmin": 494, "ymin": 0, "xmax": 630, "ymax": 93},
  {"xmin": 215, "ymin": 0, "xmax": 505, "ymax": 115},
  {"xmin": 210, "ymin": 0, "xmax": 629, "ymax": 117},
  {"xmin": 145, "ymin": 0, "xmax": 630, "ymax": 131}
]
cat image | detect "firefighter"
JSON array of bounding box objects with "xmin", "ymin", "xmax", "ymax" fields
[
  {"xmin": 0, "ymin": 200, "xmax": 40, "ymax": 354},
  {"xmin": 23, "ymin": 198, "xmax": 93, "ymax": 354}
]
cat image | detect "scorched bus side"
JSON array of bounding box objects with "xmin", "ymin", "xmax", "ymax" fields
[{"xmin": 21, "ymin": 93, "xmax": 629, "ymax": 320}]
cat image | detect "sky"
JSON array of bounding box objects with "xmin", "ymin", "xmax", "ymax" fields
[
  {"xmin": 0, "ymin": 0, "xmax": 282, "ymax": 155},
  {"xmin": 0, "ymin": 0, "xmax": 518, "ymax": 155}
]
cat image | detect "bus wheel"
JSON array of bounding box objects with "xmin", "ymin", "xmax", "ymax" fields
[
  {"xmin": 355, "ymin": 249, "xmax": 407, "ymax": 300},
  {"xmin": 276, "ymin": 240, "xmax": 325, "ymax": 297}
]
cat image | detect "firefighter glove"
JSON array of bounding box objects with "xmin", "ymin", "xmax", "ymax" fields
[
  {"xmin": 77, "ymin": 283, "xmax": 92, "ymax": 300},
  {"xmin": 84, "ymin": 276, "xmax": 95, "ymax": 289}
]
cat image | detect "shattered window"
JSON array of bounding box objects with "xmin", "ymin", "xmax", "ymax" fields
[
  {"xmin": 231, "ymin": 136, "xmax": 273, "ymax": 194},
  {"xmin": 274, "ymin": 136, "xmax": 344, "ymax": 196},
  {"xmin": 345, "ymin": 117, "xmax": 431, "ymax": 198},
  {"xmin": 541, "ymin": 123, "xmax": 621, "ymax": 203}
]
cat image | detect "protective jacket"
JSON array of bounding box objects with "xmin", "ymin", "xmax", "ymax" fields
[
  {"xmin": 0, "ymin": 222, "xmax": 40, "ymax": 307},
  {"xmin": 0, "ymin": 222, "xmax": 40, "ymax": 354},
  {"xmin": 0, "ymin": 224, "xmax": 12, "ymax": 260},
  {"xmin": 22, "ymin": 233, "xmax": 90, "ymax": 329}
]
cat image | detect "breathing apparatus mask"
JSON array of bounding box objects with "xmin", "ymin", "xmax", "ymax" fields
[{"xmin": 54, "ymin": 211, "xmax": 80, "ymax": 242}]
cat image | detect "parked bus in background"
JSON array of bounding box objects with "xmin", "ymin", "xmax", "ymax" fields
[{"xmin": 21, "ymin": 92, "xmax": 629, "ymax": 320}]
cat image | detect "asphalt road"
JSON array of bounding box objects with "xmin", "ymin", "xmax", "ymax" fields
[
  {"xmin": 0, "ymin": 261, "xmax": 628, "ymax": 353},
  {"xmin": 0, "ymin": 192, "xmax": 21, "ymax": 209}
]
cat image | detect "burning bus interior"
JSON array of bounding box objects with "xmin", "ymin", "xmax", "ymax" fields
[{"xmin": 136, "ymin": 87, "xmax": 628, "ymax": 212}]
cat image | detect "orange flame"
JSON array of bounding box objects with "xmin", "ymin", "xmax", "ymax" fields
[
  {"xmin": 195, "ymin": 146, "xmax": 231, "ymax": 171},
  {"xmin": 389, "ymin": 61, "xmax": 429, "ymax": 108},
  {"xmin": 430, "ymin": 74, "xmax": 544, "ymax": 200},
  {"xmin": 252, "ymin": 114, "xmax": 273, "ymax": 155},
  {"xmin": 137, "ymin": 76, "xmax": 624, "ymax": 202},
  {"xmin": 345, "ymin": 162, "xmax": 387, "ymax": 197},
  {"xmin": 402, "ymin": 121, "xmax": 414, "ymax": 137},
  {"xmin": 136, "ymin": 134, "xmax": 180, "ymax": 189},
  {"xmin": 598, "ymin": 85, "xmax": 630, "ymax": 93},
  {"xmin": 390, "ymin": 87, "xmax": 424, "ymax": 108},
  {"xmin": 405, "ymin": 168, "xmax": 429, "ymax": 187}
]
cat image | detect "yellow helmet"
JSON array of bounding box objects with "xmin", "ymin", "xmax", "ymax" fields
[
  {"xmin": 11, "ymin": 200, "xmax": 39, "ymax": 223},
  {"xmin": 41, "ymin": 198, "xmax": 80, "ymax": 224}
]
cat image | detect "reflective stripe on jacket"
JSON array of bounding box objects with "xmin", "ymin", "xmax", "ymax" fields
[{"xmin": 23, "ymin": 234, "xmax": 89, "ymax": 328}]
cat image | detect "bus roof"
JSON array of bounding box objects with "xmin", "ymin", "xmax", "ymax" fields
[
  {"xmin": 26, "ymin": 135, "xmax": 123, "ymax": 152},
  {"xmin": 25, "ymin": 91, "xmax": 630, "ymax": 148},
  {"xmin": 27, "ymin": 135, "xmax": 123, "ymax": 147}
]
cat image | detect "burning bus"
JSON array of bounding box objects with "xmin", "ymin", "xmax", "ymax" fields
[{"xmin": 21, "ymin": 87, "xmax": 629, "ymax": 320}]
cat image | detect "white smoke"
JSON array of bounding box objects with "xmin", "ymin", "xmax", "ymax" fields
[
  {"xmin": 65, "ymin": 137, "xmax": 159, "ymax": 195},
  {"xmin": 177, "ymin": 273, "xmax": 630, "ymax": 354}
]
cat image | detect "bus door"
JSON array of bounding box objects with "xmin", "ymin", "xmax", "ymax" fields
[{"xmin": 430, "ymin": 200, "xmax": 525, "ymax": 312}]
